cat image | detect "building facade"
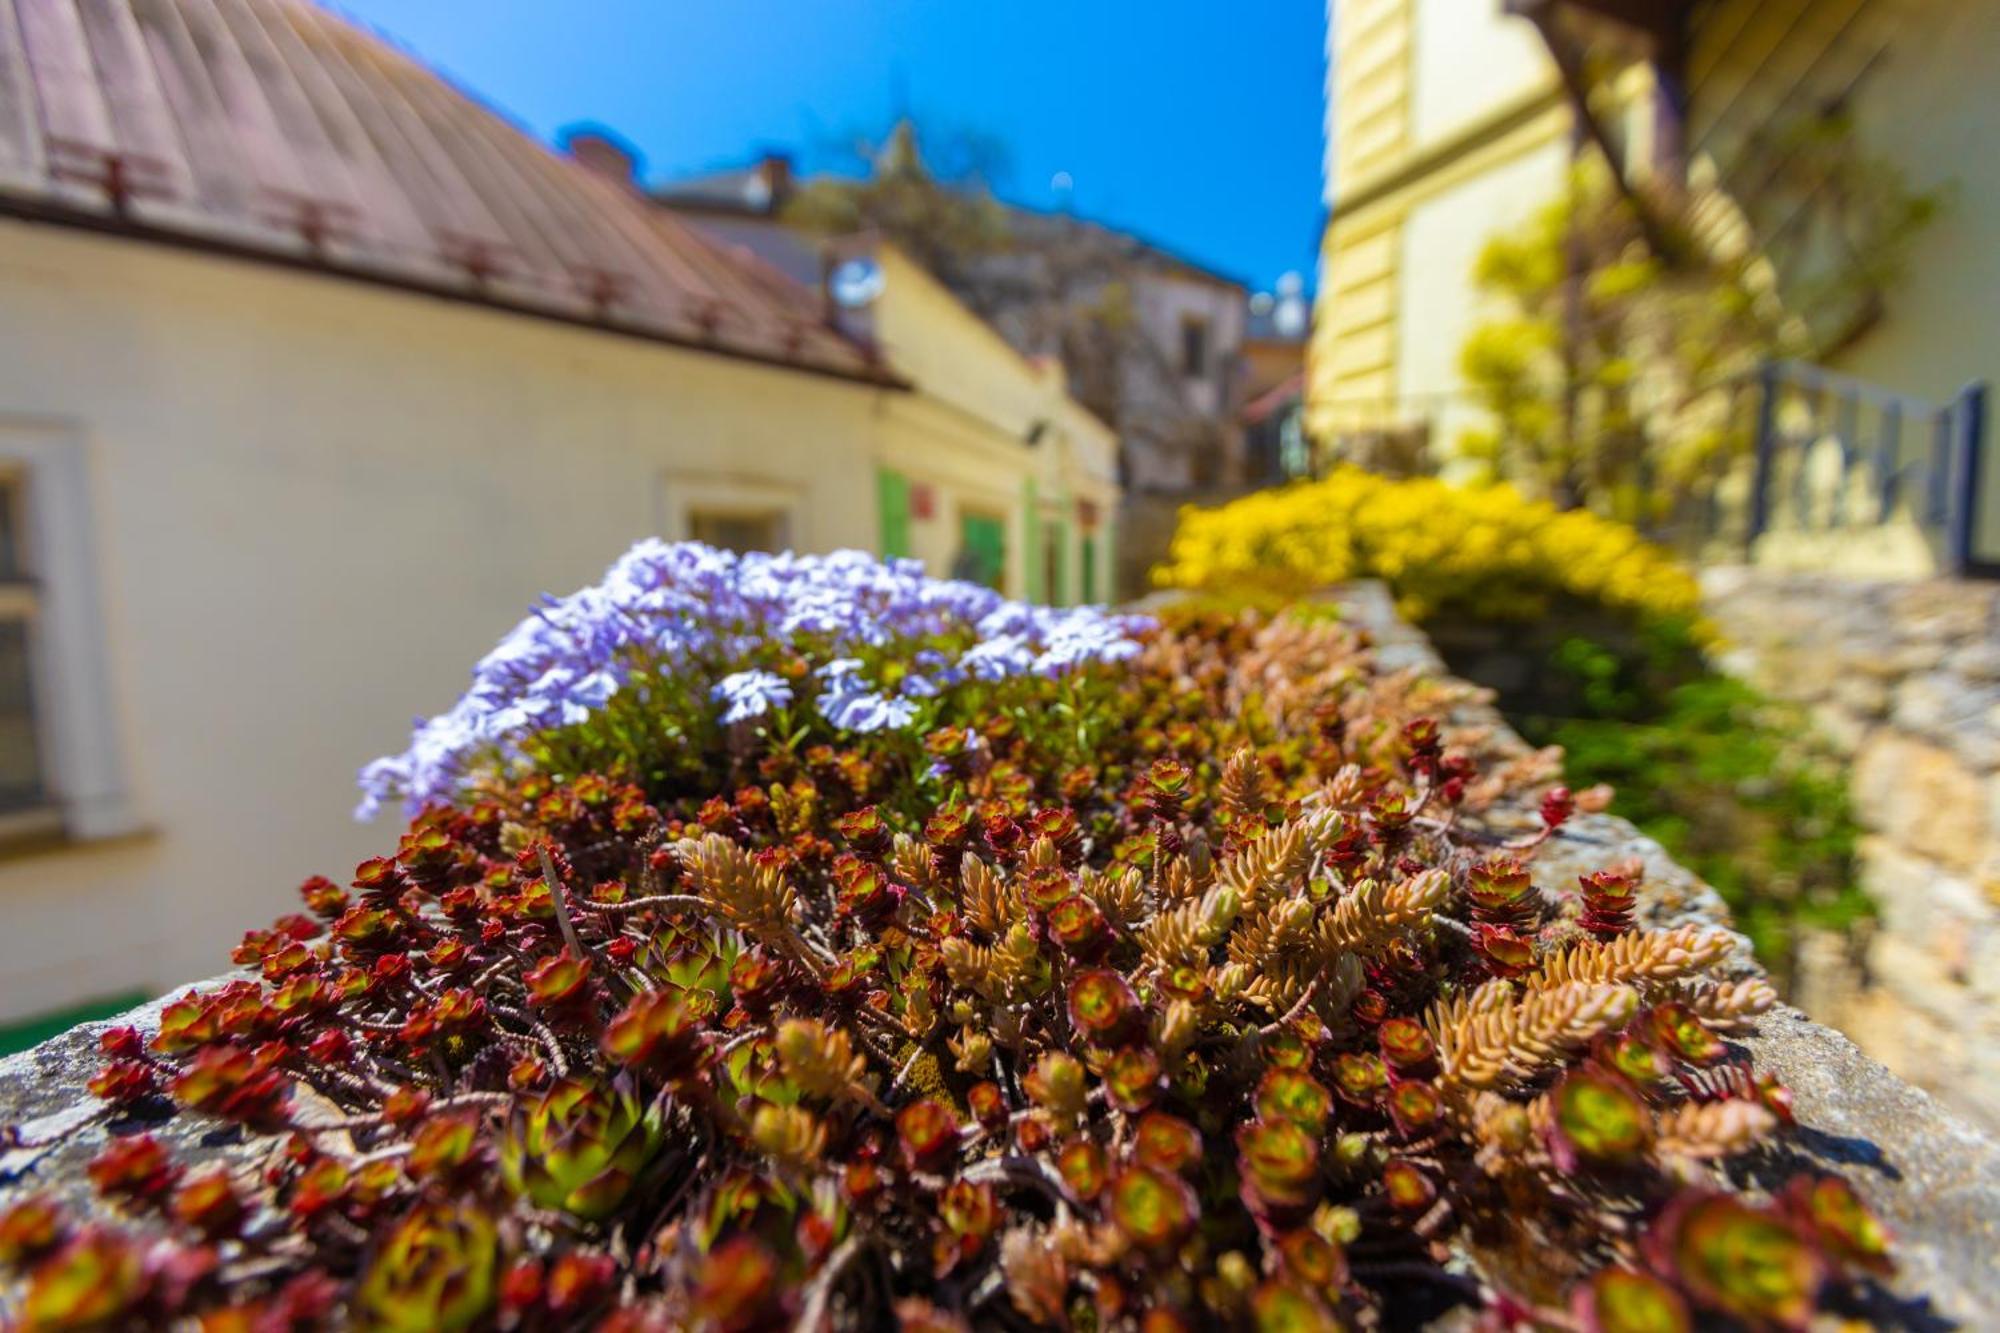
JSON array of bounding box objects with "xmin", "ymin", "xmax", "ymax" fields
[
  {"xmin": 1312, "ymin": 0, "xmax": 2000, "ymax": 535},
  {"xmin": 643, "ymin": 168, "xmax": 1121, "ymax": 607},
  {"xmin": 1311, "ymin": 0, "xmax": 1572, "ymax": 465},
  {"xmin": 662, "ymin": 147, "xmax": 1254, "ymax": 597}
]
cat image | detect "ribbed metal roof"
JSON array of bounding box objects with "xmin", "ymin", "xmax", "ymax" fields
[{"xmin": 0, "ymin": 0, "xmax": 892, "ymax": 383}]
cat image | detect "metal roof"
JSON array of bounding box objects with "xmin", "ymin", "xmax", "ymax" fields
[{"xmin": 0, "ymin": 0, "xmax": 893, "ymax": 384}]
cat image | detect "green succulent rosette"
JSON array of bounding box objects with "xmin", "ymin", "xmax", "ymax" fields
[{"xmin": 501, "ymin": 1076, "xmax": 666, "ymax": 1220}]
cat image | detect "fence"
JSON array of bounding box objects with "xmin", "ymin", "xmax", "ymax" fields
[
  {"xmin": 1308, "ymin": 365, "xmax": 1994, "ymax": 578},
  {"xmin": 1737, "ymin": 361, "xmax": 1992, "ymax": 576}
]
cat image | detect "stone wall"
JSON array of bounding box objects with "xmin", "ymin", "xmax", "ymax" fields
[{"xmin": 1702, "ymin": 567, "xmax": 2000, "ymax": 1132}]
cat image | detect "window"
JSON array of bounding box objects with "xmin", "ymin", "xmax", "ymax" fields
[
  {"xmin": 0, "ymin": 474, "xmax": 54, "ymax": 815},
  {"xmin": 689, "ymin": 508, "xmax": 788, "ymax": 555},
  {"xmin": 1180, "ymin": 316, "xmax": 1209, "ymax": 379},
  {"xmin": 664, "ymin": 472, "xmax": 804, "ymax": 558},
  {"xmin": 0, "ymin": 424, "xmax": 137, "ymax": 843},
  {"xmin": 0, "ymin": 617, "xmax": 44, "ymax": 814}
]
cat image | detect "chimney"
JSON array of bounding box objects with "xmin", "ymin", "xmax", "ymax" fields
[
  {"xmin": 757, "ymin": 151, "xmax": 794, "ymax": 208},
  {"xmin": 560, "ymin": 124, "xmax": 642, "ymax": 186}
]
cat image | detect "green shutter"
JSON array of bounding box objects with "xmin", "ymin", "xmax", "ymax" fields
[
  {"xmin": 1102, "ymin": 518, "xmax": 1117, "ymax": 602},
  {"xmin": 1021, "ymin": 477, "xmax": 1041, "ymax": 603},
  {"xmin": 876, "ymin": 467, "xmax": 912, "ymax": 558},
  {"xmin": 1082, "ymin": 535, "xmax": 1099, "ymax": 603},
  {"xmin": 1048, "ymin": 519, "xmax": 1070, "ymax": 605}
]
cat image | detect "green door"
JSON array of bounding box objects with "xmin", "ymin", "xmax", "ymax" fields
[
  {"xmin": 1081, "ymin": 535, "xmax": 1099, "ymax": 603},
  {"xmin": 958, "ymin": 511, "xmax": 1006, "ymax": 589}
]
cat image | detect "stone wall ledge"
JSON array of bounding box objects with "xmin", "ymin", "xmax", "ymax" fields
[
  {"xmin": 3, "ymin": 582, "xmax": 1997, "ymax": 1324},
  {"xmin": 1340, "ymin": 580, "xmax": 2000, "ymax": 1323}
]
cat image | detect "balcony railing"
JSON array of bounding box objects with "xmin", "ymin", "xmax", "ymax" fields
[{"xmin": 1740, "ymin": 361, "xmax": 1991, "ymax": 576}]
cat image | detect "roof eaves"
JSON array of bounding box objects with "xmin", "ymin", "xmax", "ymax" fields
[{"xmin": 0, "ymin": 191, "xmax": 912, "ymax": 392}]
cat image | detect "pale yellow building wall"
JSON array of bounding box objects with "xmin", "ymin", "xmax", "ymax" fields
[
  {"xmin": 1312, "ymin": 0, "xmax": 1566, "ymax": 449},
  {"xmin": 0, "ymin": 219, "xmax": 897, "ymax": 1025},
  {"xmin": 1686, "ymin": 0, "xmax": 2000, "ymax": 571},
  {"xmin": 870, "ymin": 247, "xmax": 1051, "ymax": 446},
  {"xmin": 1396, "ymin": 136, "xmax": 1569, "ymax": 470},
  {"xmin": 1408, "ymin": 0, "xmax": 1554, "ymax": 145},
  {"xmin": 868, "ymin": 246, "xmax": 1120, "ymax": 602},
  {"xmin": 1800, "ymin": 4, "xmax": 2000, "ymax": 393},
  {"xmin": 1331, "ymin": 0, "xmax": 1414, "ymax": 194},
  {"xmin": 1823, "ymin": 2, "xmax": 2000, "ymax": 563}
]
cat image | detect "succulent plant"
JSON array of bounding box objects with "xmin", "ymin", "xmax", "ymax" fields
[
  {"xmin": 501, "ymin": 1078, "xmax": 666, "ymax": 1220},
  {"xmin": 354, "ymin": 1202, "xmax": 498, "ymax": 1332},
  {"xmin": 0, "ymin": 1198, "xmax": 64, "ymax": 1270},
  {"xmin": 1571, "ymin": 1267, "xmax": 1690, "ymax": 1333},
  {"xmin": 1109, "ymin": 1165, "xmax": 1199, "ymax": 1253},
  {"xmin": 1647, "ymin": 1192, "xmax": 1824, "ymax": 1329},
  {"xmin": 1545, "ymin": 1069, "xmax": 1653, "ymax": 1172},
  {"xmin": 1786, "ymin": 1174, "xmax": 1893, "ymax": 1277},
  {"xmin": 2, "ymin": 586, "xmax": 1893, "ymax": 1331},
  {"xmin": 1237, "ymin": 1119, "xmax": 1323, "ymax": 1225},
  {"xmin": 14, "ymin": 1228, "xmax": 147, "ymax": 1330}
]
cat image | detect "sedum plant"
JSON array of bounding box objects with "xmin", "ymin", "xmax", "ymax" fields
[{"xmin": 0, "ymin": 547, "xmax": 1891, "ymax": 1330}]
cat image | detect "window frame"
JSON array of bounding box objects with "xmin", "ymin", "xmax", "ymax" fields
[
  {"xmin": 661, "ymin": 471, "xmax": 806, "ymax": 555},
  {"xmin": 0, "ymin": 420, "xmax": 139, "ymax": 844},
  {"xmin": 0, "ymin": 490, "xmax": 50, "ymax": 820},
  {"xmin": 687, "ymin": 507, "xmax": 791, "ymax": 555}
]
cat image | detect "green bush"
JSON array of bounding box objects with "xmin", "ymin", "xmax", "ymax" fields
[{"xmin": 1521, "ymin": 637, "xmax": 1870, "ymax": 989}]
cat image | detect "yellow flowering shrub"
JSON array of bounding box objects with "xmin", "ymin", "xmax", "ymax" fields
[{"xmin": 1154, "ymin": 467, "xmax": 1706, "ymax": 632}]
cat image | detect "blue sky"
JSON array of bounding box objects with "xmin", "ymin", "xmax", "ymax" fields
[{"xmin": 332, "ymin": 1, "xmax": 1328, "ymax": 293}]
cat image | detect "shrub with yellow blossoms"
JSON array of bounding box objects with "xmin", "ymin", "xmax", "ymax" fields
[{"xmin": 1154, "ymin": 466, "xmax": 1707, "ymax": 633}]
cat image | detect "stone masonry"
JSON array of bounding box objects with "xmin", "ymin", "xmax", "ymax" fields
[{"xmin": 1702, "ymin": 567, "xmax": 2000, "ymax": 1132}]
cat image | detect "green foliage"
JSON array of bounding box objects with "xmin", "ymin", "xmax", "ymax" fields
[
  {"xmin": 1522, "ymin": 637, "xmax": 1869, "ymax": 988},
  {"xmin": 1458, "ymin": 116, "xmax": 1942, "ymax": 525},
  {"xmin": 1457, "ymin": 159, "xmax": 1782, "ymax": 523}
]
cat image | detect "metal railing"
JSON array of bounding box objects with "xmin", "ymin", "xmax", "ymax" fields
[{"xmin": 1741, "ymin": 360, "xmax": 1991, "ymax": 575}]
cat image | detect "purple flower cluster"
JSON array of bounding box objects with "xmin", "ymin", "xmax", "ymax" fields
[{"xmin": 356, "ymin": 541, "xmax": 1147, "ymax": 819}]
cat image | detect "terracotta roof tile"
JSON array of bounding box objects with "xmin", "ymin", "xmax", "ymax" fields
[{"xmin": 0, "ymin": 0, "xmax": 891, "ymax": 383}]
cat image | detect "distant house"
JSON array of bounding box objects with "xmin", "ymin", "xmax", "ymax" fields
[
  {"xmin": 0, "ymin": 0, "xmax": 1104, "ymax": 1039},
  {"xmin": 1240, "ymin": 278, "xmax": 1313, "ymax": 486},
  {"xmin": 660, "ymin": 143, "xmax": 1257, "ymax": 595},
  {"xmin": 632, "ymin": 150, "xmax": 1120, "ymax": 605},
  {"xmin": 1311, "ymin": 0, "xmax": 2000, "ymax": 565}
]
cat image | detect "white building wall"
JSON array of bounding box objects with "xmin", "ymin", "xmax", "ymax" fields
[
  {"xmin": 1394, "ymin": 138, "xmax": 1569, "ymax": 467},
  {"xmin": 1409, "ymin": 0, "xmax": 1555, "ymax": 145},
  {"xmin": 0, "ymin": 220, "xmax": 889, "ymax": 1024}
]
